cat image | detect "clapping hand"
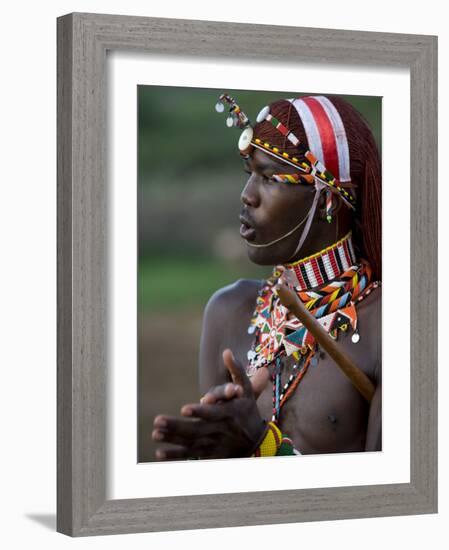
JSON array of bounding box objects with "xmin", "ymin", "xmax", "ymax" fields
[{"xmin": 152, "ymin": 349, "xmax": 269, "ymax": 460}]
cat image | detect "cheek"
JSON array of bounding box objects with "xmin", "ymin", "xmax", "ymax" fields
[{"xmin": 262, "ymin": 186, "xmax": 312, "ymax": 226}]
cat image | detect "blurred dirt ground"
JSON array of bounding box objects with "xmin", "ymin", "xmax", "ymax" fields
[{"xmin": 138, "ymin": 308, "xmax": 204, "ymax": 462}]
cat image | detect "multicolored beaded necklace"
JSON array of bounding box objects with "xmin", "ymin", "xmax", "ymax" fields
[{"xmin": 245, "ymin": 231, "xmax": 380, "ymax": 422}]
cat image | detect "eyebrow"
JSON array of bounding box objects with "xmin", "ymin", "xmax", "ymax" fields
[{"xmin": 244, "ymin": 157, "xmax": 283, "ymax": 173}]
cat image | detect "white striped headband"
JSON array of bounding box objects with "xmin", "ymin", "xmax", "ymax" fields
[
  {"xmin": 254, "ymin": 96, "xmax": 356, "ymax": 208},
  {"xmin": 255, "ymin": 97, "xmax": 350, "ymax": 181},
  {"xmin": 285, "ymin": 96, "xmax": 350, "ymax": 184},
  {"xmin": 215, "ymin": 93, "xmax": 356, "ymax": 210}
]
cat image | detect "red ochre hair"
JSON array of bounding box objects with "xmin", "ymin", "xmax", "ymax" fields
[{"xmin": 253, "ymin": 96, "xmax": 382, "ymax": 281}]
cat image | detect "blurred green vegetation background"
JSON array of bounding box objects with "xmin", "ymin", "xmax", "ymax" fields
[
  {"xmin": 138, "ymin": 87, "xmax": 381, "ymax": 312},
  {"xmin": 138, "ymin": 86, "xmax": 381, "ymax": 462}
]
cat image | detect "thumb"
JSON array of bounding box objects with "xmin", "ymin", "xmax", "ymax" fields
[{"xmin": 222, "ymin": 348, "xmax": 253, "ymax": 397}]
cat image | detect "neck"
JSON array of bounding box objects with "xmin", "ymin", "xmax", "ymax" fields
[
  {"xmin": 279, "ymin": 231, "xmax": 357, "ymax": 291},
  {"xmin": 286, "ymin": 204, "xmax": 353, "ymax": 262}
]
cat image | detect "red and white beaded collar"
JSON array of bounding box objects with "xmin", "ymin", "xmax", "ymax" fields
[{"xmin": 281, "ymin": 231, "xmax": 357, "ymax": 291}]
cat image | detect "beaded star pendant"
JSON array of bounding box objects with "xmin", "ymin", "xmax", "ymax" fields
[{"xmin": 246, "ymin": 260, "xmax": 378, "ymax": 421}]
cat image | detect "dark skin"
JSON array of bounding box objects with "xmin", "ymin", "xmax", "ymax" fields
[{"xmin": 152, "ymin": 148, "xmax": 381, "ymax": 460}]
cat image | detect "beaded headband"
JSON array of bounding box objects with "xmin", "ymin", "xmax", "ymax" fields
[{"xmin": 215, "ymin": 93, "xmax": 357, "ymax": 218}]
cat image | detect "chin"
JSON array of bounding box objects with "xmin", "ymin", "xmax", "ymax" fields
[{"xmin": 246, "ymin": 242, "xmax": 295, "ymax": 266}]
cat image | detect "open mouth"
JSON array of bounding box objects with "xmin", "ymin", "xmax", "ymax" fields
[{"xmin": 239, "ymin": 216, "xmax": 257, "ymax": 241}]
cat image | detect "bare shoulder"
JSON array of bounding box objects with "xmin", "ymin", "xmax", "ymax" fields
[
  {"xmin": 199, "ymin": 278, "xmax": 263, "ymax": 393},
  {"xmin": 203, "ymin": 278, "xmax": 263, "ymax": 322}
]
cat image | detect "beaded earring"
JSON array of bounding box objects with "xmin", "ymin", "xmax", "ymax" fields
[{"xmin": 326, "ymin": 189, "xmax": 334, "ymax": 223}]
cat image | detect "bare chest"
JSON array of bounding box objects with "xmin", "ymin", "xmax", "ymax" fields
[
  {"xmin": 256, "ymin": 344, "xmax": 371, "ymax": 454},
  {"xmin": 223, "ymin": 283, "xmax": 381, "ymax": 455}
]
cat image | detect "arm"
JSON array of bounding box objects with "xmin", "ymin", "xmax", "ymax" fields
[
  {"xmin": 152, "ymin": 280, "xmax": 268, "ymax": 460},
  {"xmin": 199, "ymin": 279, "xmax": 262, "ymax": 394},
  {"xmin": 198, "ymin": 286, "xmax": 233, "ymax": 394}
]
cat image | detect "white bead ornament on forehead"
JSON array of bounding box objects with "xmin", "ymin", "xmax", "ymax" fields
[
  {"xmin": 256, "ymin": 105, "xmax": 270, "ymax": 123},
  {"xmin": 215, "ymin": 101, "xmax": 225, "ymax": 113},
  {"xmin": 238, "ymin": 127, "xmax": 254, "ymax": 151}
]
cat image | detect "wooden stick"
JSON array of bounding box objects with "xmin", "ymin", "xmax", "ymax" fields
[{"xmin": 276, "ymin": 284, "xmax": 375, "ymax": 402}]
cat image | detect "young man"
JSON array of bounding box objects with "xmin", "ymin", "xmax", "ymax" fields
[{"xmin": 152, "ymin": 93, "xmax": 382, "ymax": 459}]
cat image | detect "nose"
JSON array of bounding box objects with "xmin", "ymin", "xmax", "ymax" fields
[{"xmin": 240, "ymin": 173, "xmax": 261, "ymax": 208}]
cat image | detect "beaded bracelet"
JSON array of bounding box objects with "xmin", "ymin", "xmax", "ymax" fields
[{"xmin": 252, "ymin": 421, "xmax": 299, "ymax": 457}]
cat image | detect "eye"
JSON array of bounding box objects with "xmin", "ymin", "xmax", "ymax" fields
[{"xmin": 242, "ymin": 167, "xmax": 274, "ymax": 182}]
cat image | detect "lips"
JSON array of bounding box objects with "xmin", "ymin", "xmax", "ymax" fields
[{"xmin": 239, "ymin": 214, "xmax": 256, "ymax": 241}]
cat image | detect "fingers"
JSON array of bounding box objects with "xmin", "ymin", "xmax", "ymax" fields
[
  {"xmin": 153, "ymin": 414, "xmax": 216, "ymax": 436},
  {"xmin": 250, "ymin": 366, "xmax": 270, "ymax": 399},
  {"xmin": 180, "ymin": 402, "xmax": 236, "ymax": 422},
  {"xmin": 152, "ymin": 414, "xmax": 222, "ymax": 446},
  {"xmin": 155, "ymin": 445, "xmax": 189, "ymax": 461},
  {"xmin": 199, "ymin": 382, "xmax": 243, "ymax": 405},
  {"xmin": 222, "ymin": 349, "xmax": 253, "ymax": 396},
  {"xmin": 153, "ymin": 424, "xmax": 221, "ymax": 448}
]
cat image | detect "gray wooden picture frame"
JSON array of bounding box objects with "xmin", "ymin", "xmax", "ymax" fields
[{"xmin": 57, "ymin": 12, "xmax": 438, "ymax": 537}]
